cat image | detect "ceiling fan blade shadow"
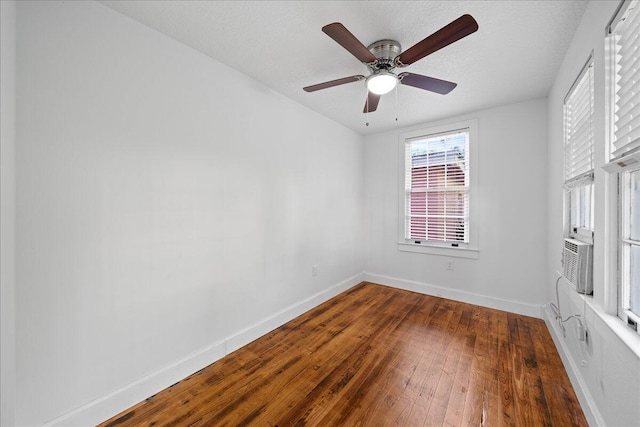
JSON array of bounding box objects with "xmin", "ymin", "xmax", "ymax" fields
[
  {"xmin": 303, "ymin": 75, "xmax": 364, "ymax": 92},
  {"xmin": 399, "ymin": 72, "xmax": 457, "ymax": 94},
  {"xmin": 322, "ymin": 23, "xmax": 377, "ymax": 63},
  {"xmin": 396, "ymin": 14, "xmax": 478, "ymax": 66},
  {"xmin": 363, "ymin": 92, "xmax": 381, "ymax": 113}
]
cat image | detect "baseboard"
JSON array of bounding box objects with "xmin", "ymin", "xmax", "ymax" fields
[
  {"xmin": 542, "ymin": 304, "xmax": 604, "ymax": 427},
  {"xmin": 42, "ymin": 339, "xmax": 228, "ymax": 427},
  {"xmin": 364, "ymin": 272, "xmax": 541, "ymax": 318},
  {"xmin": 224, "ymin": 273, "xmax": 363, "ymax": 354},
  {"xmin": 43, "ymin": 272, "xmax": 364, "ymax": 427}
]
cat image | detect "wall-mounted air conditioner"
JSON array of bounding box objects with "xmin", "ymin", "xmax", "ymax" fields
[{"xmin": 563, "ymin": 238, "xmax": 593, "ymax": 294}]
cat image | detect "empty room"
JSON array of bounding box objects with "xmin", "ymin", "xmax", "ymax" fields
[{"xmin": 1, "ymin": 0, "xmax": 639, "ymax": 426}]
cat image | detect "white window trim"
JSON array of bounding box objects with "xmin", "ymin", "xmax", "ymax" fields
[{"xmin": 397, "ymin": 118, "xmax": 479, "ymax": 259}]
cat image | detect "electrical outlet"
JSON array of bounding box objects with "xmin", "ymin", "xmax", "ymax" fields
[
  {"xmin": 312, "ymin": 265, "xmax": 319, "ymax": 276},
  {"xmin": 577, "ymin": 323, "xmax": 586, "ymax": 341},
  {"xmin": 446, "ymin": 259, "xmax": 454, "ymax": 270}
]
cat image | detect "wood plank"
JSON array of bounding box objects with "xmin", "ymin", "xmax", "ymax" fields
[
  {"xmin": 442, "ymin": 306, "xmax": 474, "ymax": 426},
  {"xmin": 461, "ymin": 362, "xmax": 484, "ymax": 427},
  {"xmin": 461, "ymin": 307, "xmax": 484, "ymax": 427},
  {"xmin": 509, "ymin": 342, "xmax": 536, "ymax": 426},
  {"xmin": 498, "ymin": 339, "xmax": 517, "ymax": 426},
  {"xmin": 423, "ymin": 304, "xmax": 465, "ymax": 425},
  {"xmin": 99, "ymin": 282, "xmax": 588, "ymax": 427}
]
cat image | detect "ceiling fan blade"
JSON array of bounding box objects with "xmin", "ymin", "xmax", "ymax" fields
[
  {"xmin": 322, "ymin": 23, "xmax": 377, "ymax": 63},
  {"xmin": 303, "ymin": 75, "xmax": 364, "ymax": 92},
  {"xmin": 399, "ymin": 72, "xmax": 457, "ymax": 94},
  {"xmin": 396, "ymin": 14, "xmax": 478, "ymax": 66},
  {"xmin": 363, "ymin": 92, "xmax": 381, "ymax": 113}
]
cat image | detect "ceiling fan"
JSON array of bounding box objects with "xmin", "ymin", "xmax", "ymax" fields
[{"xmin": 303, "ymin": 15, "xmax": 478, "ymax": 113}]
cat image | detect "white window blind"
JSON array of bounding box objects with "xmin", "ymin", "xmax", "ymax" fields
[
  {"xmin": 610, "ymin": 0, "xmax": 640, "ymax": 158},
  {"xmin": 564, "ymin": 58, "xmax": 594, "ymax": 183},
  {"xmin": 404, "ymin": 130, "xmax": 469, "ymax": 243}
]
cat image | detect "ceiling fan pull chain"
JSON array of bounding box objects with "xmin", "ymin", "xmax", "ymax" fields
[
  {"xmin": 395, "ymin": 83, "xmax": 399, "ymax": 123},
  {"xmin": 365, "ymin": 85, "xmax": 370, "ymax": 127}
]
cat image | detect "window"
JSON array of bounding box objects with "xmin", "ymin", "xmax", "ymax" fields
[
  {"xmin": 620, "ymin": 170, "xmax": 640, "ymax": 320},
  {"xmin": 609, "ymin": 0, "xmax": 640, "ymax": 160},
  {"xmin": 405, "ymin": 132, "xmax": 468, "ymax": 243},
  {"xmin": 564, "ymin": 56, "xmax": 594, "ymax": 242},
  {"xmin": 398, "ymin": 119, "xmax": 478, "ymax": 258},
  {"xmin": 606, "ymin": 0, "xmax": 640, "ymax": 327}
]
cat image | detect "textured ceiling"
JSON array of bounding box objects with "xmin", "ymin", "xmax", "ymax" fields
[{"xmin": 99, "ymin": 0, "xmax": 589, "ymax": 135}]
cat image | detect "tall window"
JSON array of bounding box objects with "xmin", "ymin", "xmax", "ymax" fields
[
  {"xmin": 405, "ymin": 131, "xmax": 469, "ymax": 243},
  {"xmin": 564, "ymin": 56, "xmax": 594, "ymax": 242},
  {"xmin": 399, "ymin": 119, "xmax": 477, "ymax": 257},
  {"xmin": 607, "ymin": 0, "xmax": 640, "ymax": 325}
]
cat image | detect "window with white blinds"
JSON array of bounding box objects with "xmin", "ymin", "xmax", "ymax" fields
[
  {"xmin": 404, "ymin": 129, "xmax": 470, "ymax": 244},
  {"xmin": 608, "ymin": 0, "xmax": 640, "ymax": 330},
  {"xmin": 564, "ymin": 56, "xmax": 595, "ymax": 238},
  {"xmin": 610, "ymin": 0, "xmax": 640, "ymax": 158},
  {"xmin": 564, "ymin": 58, "xmax": 594, "ymax": 183}
]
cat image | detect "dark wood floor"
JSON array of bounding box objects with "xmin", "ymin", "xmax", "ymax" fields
[{"xmin": 99, "ymin": 282, "xmax": 587, "ymax": 426}]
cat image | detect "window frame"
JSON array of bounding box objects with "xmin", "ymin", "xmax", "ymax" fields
[
  {"xmin": 605, "ymin": 0, "xmax": 640, "ymax": 332},
  {"xmin": 397, "ymin": 119, "xmax": 479, "ymax": 259},
  {"xmin": 618, "ymin": 168, "xmax": 640, "ymax": 329},
  {"xmin": 565, "ymin": 181, "xmax": 595, "ymax": 244}
]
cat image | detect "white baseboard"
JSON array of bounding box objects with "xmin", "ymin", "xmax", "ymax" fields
[
  {"xmin": 363, "ymin": 272, "xmax": 542, "ymax": 318},
  {"xmin": 43, "ymin": 272, "xmax": 364, "ymax": 427},
  {"xmin": 542, "ymin": 304, "xmax": 604, "ymax": 427},
  {"xmin": 224, "ymin": 273, "xmax": 363, "ymax": 354}
]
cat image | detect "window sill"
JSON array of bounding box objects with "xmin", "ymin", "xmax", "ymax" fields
[{"xmin": 398, "ymin": 242, "xmax": 479, "ymax": 259}]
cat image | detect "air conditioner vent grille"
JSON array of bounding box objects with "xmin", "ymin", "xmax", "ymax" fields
[
  {"xmin": 564, "ymin": 250, "xmax": 578, "ymax": 283},
  {"xmin": 565, "ymin": 239, "xmax": 578, "ymax": 253},
  {"xmin": 562, "ymin": 238, "xmax": 593, "ymax": 294}
]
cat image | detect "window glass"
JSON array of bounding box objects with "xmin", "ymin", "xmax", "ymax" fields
[
  {"xmin": 630, "ymin": 170, "xmax": 640, "ymax": 241},
  {"xmin": 630, "ymin": 245, "xmax": 640, "ymax": 315},
  {"xmin": 568, "ymin": 183, "xmax": 594, "ymax": 232},
  {"xmin": 405, "ymin": 131, "xmax": 469, "ymax": 244}
]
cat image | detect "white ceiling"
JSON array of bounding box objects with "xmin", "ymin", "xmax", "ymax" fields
[{"xmin": 99, "ymin": 0, "xmax": 589, "ymax": 135}]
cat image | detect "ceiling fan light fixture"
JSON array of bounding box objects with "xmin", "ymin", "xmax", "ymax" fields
[{"xmin": 366, "ymin": 71, "xmax": 398, "ymax": 95}]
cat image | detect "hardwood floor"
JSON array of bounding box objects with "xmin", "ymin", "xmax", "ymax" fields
[{"xmin": 99, "ymin": 282, "xmax": 587, "ymax": 426}]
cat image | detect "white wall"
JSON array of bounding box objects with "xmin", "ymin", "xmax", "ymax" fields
[
  {"xmin": 1, "ymin": 1, "xmax": 17, "ymax": 426},
  {"xmin": 14, "ymin": 1, "xmax": 364, "ymax": 425},
  {"xmin": 545, "ymin": 1, "xmax": 640, "ymax": 426},
  {"xmin": 363, "ymin": 98, "xmax": 548, "ymax": 317}
]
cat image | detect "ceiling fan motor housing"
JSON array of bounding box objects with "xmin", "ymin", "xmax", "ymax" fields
[{"xmin": 367, "ymin": 39, "xmax": 401, "ymax": 71}]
